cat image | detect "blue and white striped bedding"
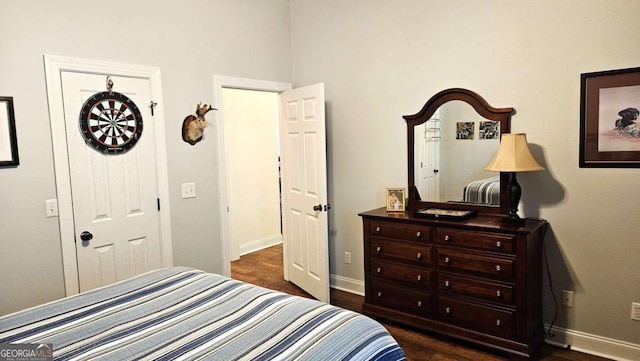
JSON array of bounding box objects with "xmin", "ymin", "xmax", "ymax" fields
[
  {"xmin": 0, "ymin": 267, "xmax": 404, "ymax": 360},
  {"xmin": 463, "ymin": 176, "xmax": 500, "ymax": 205}
]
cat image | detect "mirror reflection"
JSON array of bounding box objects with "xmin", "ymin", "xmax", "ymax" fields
[
  {"xmin": 404, "ymin": 88, "xmax": 512, "ymax": 214},
  {"xmin": 413, "ymin": 100, "xmax": 501, "ymax": 205}
]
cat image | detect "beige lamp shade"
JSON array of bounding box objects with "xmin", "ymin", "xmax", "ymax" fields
[{"xmin": 485, "ymin": 133, "xmax": 544, "ymax": 172}]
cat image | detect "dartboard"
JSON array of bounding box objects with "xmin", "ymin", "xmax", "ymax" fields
[{"xmin": 79, "ymin": 91, "xmax": 143, "ymax": 154}]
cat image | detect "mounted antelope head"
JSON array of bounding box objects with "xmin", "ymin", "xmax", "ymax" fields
[{"xmin": 182, "ymin": 103, "xmax": 217, "ymax": 145}]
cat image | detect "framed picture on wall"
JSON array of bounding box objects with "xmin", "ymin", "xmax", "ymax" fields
[
  {"xmin": 456, "ymin": 122, "xmax": 474, "ymax": 140},
  {"xmin": 579, "ymin": 67, "xmax": 640, "ymax": 168},
  {"xmin": 0, "ymin": 96, "xmax": 19, "ymax": 167},
  {"xmin": 386, "ymin": 188, "xmax": 405, "ymax": 212},
  {"xmin": 479, "ymin": 121, "xmax": 499, "ymax": 140}
]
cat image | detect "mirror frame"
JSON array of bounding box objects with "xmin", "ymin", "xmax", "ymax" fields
[{"xmin": 404, "ymin": 88, "xmax": 514, "ymax": 214}]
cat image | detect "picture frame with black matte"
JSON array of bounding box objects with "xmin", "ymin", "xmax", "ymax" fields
[
  {"xmin": 579, "ymin": 67, "xmax": 640, "ymax": 168},
  {"xmin": 0, "ymin": 96, "xmax": 19, "ymax": 167}
]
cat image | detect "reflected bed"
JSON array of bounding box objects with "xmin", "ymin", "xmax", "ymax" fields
[{"xmin": 463, "ymin": 176, "xmax": 500, "ymax": 205}]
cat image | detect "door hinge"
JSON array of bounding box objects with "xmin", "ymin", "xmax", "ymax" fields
[{"xmin": 157, "ymin": 198, "xmax": 161, "ymax": 211}]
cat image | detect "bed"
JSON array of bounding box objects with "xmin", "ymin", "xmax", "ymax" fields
[
  {"xmin": 463, "ymin": 176, "xmax": 500, "ymax": 205},
  {"xmin": 0, "ymin": 267, "xmax": 405, "ymax": 361}
]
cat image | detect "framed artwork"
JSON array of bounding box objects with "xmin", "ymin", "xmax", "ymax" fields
[
  {"xmin": 0, "ymin": 96, "xmax": 19, "ymax": 166},
  {"xmin": 479, "ymin": 121, "xmax": 500, "ymax": 140},
  {"xmin": 456, "ymin": 122, "xmax": 474, "ymax": 140},
  {"xmin": 415, "ymin": 208, "xmax": 477, "ymax": 220},
  {"xmin": 386, "ymin": 188, "xmax": 405, "ymax": 212},
  {"xmin": 580, "ymin": 67, "xmax": 640, "ymax": 167}
]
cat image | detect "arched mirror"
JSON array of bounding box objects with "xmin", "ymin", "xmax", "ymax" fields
[{"xmin": 404, "ymin": 88, "xmax": 513, "ymax": 214}]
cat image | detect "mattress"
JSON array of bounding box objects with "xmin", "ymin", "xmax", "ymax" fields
[{"xmin": 0, "ymin": 267, "xmax": 405, "ymax": 361}]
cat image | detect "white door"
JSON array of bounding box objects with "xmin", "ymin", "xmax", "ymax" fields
[
  {"xmin": 415, "ymin": 116, "xmax": 441, "ymax": 201},
  {"xmin": 61, "ymin": 72, "xmax": 163, "ymax": 292},
  {"xmin": 279, "ymin": 83, "xmax": 329, "ymax": 303}
]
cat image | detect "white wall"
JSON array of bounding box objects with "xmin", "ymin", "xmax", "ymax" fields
[
  {"xmin": 290, "ymin": 0, "xmax": 640, "ymax": 356},
  {"xmin": 222, "ymin": 88, "xmax": 281, "ymax": 259},
  {"xmin": 0, "ymin": 0, "xmax": 292, "ymax": 315}
]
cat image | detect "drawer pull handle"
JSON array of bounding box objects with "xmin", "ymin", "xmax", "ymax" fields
[
  {"xmin": 496, "ymin": 319, "xmax": 502, "ymax": 326},
  {"xmin": 416, "ymin": 231, "xmax": 421, "ymax": 238},
  {"xmin": 444, "ymin": 235, "xmax": 450, "ymax": 242},
  {"xmin": 445, "ymin": 307, "xmax": 451, "ymax": 314},
  {"xmin": 444, "ymin": 257, "xmax": 451, "ymax": 264},
  {"xmin": 416, "ymin": 253, "xmax": 423, "ymax": 260},
  {"xmin": 417, "ymin": 301, "xmax": 422, "ymax": 307},
  {"xmin": 377, "ymin": 291, "xmax": 382, "ymax": 298},
  {"xmin": 495, "ymin": 265, "xmax": 502, "ymax": 272},
  {"xmin": 496, "ymin": 290, "xmax": 502, "ymax": 297},
  {"xmin": 376, "ymin": 267, "xmax": 382, "ymax": 273},
  {"xmin": 496, "ymin": 241, "xmax": 502, "ymax": 248},
  {"xmin": 375, "ymin": 226, "xmax": 381, "ymax": 232},
  {"xmin": 417, "ymin": 275, "xmax": 422, "ymax": 281},
  {"xmin": 444, "ymin": 280, "xmax": 451, "ymax": 288},
  {"xmin": 376, "ymin": 246, "xmax": 382, "ymax": 252}
]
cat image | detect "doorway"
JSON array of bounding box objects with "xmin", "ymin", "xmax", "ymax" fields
[
  {"xmin": 213, "ymin": 77, "xmax": 329, "ymax": 302},
  {"xmin": 212, "ymin": 76, "xmax": 292, "ymax": 277},
  {"xmin": 222, "ymin": 88, "xmax": 282, "ymax": 261},
  {"xmin": 44, "ymin": 55, "xmax": 173, "ymax": 295}
]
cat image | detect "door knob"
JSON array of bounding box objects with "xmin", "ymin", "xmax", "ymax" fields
[
  {"xmin": 313, "ymin": 204, "xmax": 322, "ymax": 211},
  {"xmin": 80, "ymin": 231, "xmax": 93, "ymax": 242}
]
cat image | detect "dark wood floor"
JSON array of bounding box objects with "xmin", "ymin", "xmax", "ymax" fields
[{"xmin": 231, "ymin": 244, "xmax": 610, "ymax": 361}]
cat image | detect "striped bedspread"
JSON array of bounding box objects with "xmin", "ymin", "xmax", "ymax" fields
[
  {"xmin": 0, "ymin": 267, "xmax": 404, "ymax": 361},
  {"xmin": 463, "ymin": 176, "xmax": 500, "ymax": 205}
]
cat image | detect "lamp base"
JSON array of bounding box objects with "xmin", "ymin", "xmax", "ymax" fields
[
  {"xmin": 504, "ymin": 172, "xmax": 525, "ymax": 225},
  {"xmin": 502, "ymin": 214, "xmax": 526, "ymax": 225}
]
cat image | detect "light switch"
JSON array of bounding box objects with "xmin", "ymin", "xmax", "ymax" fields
[
  {"xmin": 181, "ymin": 182, "xmax": 196, "ymax": 199},
  {"xmin": 46, "ymin": 199, "xmax": 58, "ymax": 217}
]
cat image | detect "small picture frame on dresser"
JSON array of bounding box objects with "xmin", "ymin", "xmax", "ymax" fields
[{"xmin": 386, "ymin": 188, "xmax": 405, "ymax": 212}]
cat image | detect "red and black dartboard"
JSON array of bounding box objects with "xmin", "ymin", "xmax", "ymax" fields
[{"xmin": 79, "ymin": 91, "xmax": 143, "ymax": 154}]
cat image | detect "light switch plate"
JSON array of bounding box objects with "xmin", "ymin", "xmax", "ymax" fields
[{"xmin": 45, "ymin": 199, "xmax": 58, "ymax": 218}]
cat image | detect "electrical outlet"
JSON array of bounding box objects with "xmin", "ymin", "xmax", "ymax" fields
[
  {"xmin": 631, "ymin": 302, "xmax": 640, "ymax": 321},
  {"xmin": 181, "ymin": 182, "xmax": 196, "ymax": 199},
  {"xmin": 344, "ymin": 252, "xmax": 351, "ymax": 264},
  {"xmin": 562, "ymin": 290, "xmax": 574, "ymax": 308}
]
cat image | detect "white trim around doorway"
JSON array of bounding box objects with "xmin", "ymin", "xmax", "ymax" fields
[{"xmin": 211, "ymin": 75, "xmax": 291, "ymax": 278}]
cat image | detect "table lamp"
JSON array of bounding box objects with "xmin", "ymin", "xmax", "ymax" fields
[{"xmin": 485, "ymin": 133, "xmax": 544, "ymax": 224}]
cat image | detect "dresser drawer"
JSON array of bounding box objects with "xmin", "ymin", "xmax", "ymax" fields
[
  {"xmin": 370, "ymin": 280, "xmax": 433, "ymax": 317},
  {"xmin": 369, "ymin": 221, "xmax": 431, "ymax": 243},
  {"xmin": 437, "ymin": 272, "xmax": 514, "ymax": 305},
  {"xmin": 435, "ymin": 228, "xmax": 514, "ymax": 253},
  {"xmin": 371, "ymin": 259, "xmax": 431, "ymax": 287},
  {"xmin": 437, "ymin": 296, "xmax": 515, "ymax": 339},
  {"xmin": 437, "ymin": 248, "xmax": 514, "ymax": 281},
  {"xmin": 370, "ymin": 238, "xmax": 432, "ymax": 265}
]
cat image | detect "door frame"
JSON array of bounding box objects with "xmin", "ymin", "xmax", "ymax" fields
[
  {"xmin": 212, "ymin": 75, "xmax": 291, "ymax": 277},
  {"xmin": 44, "ymin": 55, "xmax": 173, "ymax": 296}
]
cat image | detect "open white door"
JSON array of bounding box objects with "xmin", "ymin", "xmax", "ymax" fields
[{"xmin": 279, "ymin": 83, "xmax": 329, "ymax": 303}]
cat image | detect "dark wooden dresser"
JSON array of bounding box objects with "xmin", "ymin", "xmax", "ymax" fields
[{"xmin": 360, "ymin": 207, "xmax": 547, "ymax": 360}]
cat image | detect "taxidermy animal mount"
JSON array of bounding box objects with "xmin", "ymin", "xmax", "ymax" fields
[{"xmin": 182, "ymin": 103, "xmax": 217, "ymax": 145}]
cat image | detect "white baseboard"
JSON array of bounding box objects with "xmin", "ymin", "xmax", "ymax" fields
[
  {"xmin": 544, "ymin": 324, "xmax": 640, "ymax": 361},
  {"xmin": 330, "ymin": 274, "xmax": 364, "ymax": 296},
  {"xmin": 239, "ymin": 235, "xmax": 283, "ymax": 256}
]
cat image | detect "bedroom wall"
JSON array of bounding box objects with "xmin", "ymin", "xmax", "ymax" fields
[
  {"xmin": 290, "ymin": 0, "xmax": 640, "ymax": 357},
  {"xmin": 0, "ymin": 0, "xmax": 292, "ymax": 315}
]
